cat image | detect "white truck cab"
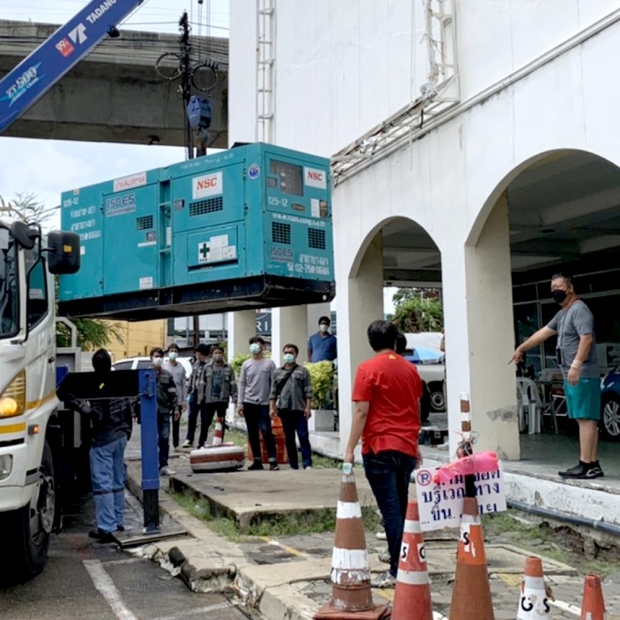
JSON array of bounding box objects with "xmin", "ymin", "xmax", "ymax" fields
[{"xmin": 0, "ymin": 219, "xmax": 79, "ymax": 581}]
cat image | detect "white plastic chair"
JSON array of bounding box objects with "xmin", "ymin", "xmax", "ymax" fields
[{"xmin": 516, "ymin": 378, "xmax": 543, "ymax": 434}]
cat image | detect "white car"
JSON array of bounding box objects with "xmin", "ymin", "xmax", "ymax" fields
[
  {"xmin": 404, "ymin": 332, "xmax": 446, "ymax": 414},
  {"xmin": 112, "ymin": 356, "xmax": 193, "ymax": 378}
]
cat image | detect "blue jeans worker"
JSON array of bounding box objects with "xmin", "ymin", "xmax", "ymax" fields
[
  {"xmin": 511, "ymin": 273, "xmax": 603, "ymax": 480},
  {"xmin": 344, "ymin": 321, "xmax": 423, "ymax": 588},
  {"xmin": 63, "ymin": 349, "xmax": 133, "ymax": 543},
  {"xmin": 238, "ymin": 336, "xmax": 278, "ymax": 470},
  {"xmin": 270, "ymin": 343, "xmax": 313, "ymax": 470}
]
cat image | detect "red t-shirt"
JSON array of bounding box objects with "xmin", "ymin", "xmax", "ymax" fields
[{"xmin": 352, "ymin": 352, "xmax": 423, "ymax": 458}]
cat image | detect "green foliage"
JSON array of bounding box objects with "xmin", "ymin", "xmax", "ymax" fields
[
  {"xmin": 56, "ymin": 318, "xmax": 124, "ymax": 350},
  {"xmin": 392, "ymin": 288, "xmax": 443, "ymax": 333},
  {"xmin": 304, "ymin": 361, "xmax": 335, "ymax": 409}
]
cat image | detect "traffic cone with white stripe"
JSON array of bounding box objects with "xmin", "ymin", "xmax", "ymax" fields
[
  {"xmin": 449, "ymin": 497, "xmax": 494, "ymax": 620},
  {"xmin": 314, "ymin": 465, "xmax": 390, "ymax": 620},
  {"xmin": 392, "ymin": 500, "xmax": 433, "ymax": 620},
  {"xmin": 580, "ymin": 574, "xmax": 606, "ymax": 620},
  {"xmin": 517, "ymin": 557, "xmax": 553, "ymax": 620}
]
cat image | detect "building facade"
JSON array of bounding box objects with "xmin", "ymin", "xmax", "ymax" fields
[{"xmin": 229, "ymin": 0, "xmax": 620, "ymax": 460}]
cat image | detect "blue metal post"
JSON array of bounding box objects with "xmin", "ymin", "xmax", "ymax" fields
[{"xmin": 139, "ymin": 369, "xmax": 160, "ymax": 533}]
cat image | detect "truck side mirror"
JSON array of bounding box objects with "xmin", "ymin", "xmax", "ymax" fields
[
  {"xmin": 47, "ymin": 231, "xmax": 80, "ymax": 275},
  {"xmin": 10, "ymin": 221, "xmax": 38, "ymax": 250}
]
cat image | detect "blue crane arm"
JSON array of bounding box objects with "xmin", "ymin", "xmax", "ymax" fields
[{"xmin": 0, "ymin": 0, "xmax": 145, "ymax": 134}]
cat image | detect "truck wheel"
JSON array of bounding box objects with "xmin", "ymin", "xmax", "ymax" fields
[{"xmin": 3, "ymin": 441, "xmax": 55, "ymax": 583}]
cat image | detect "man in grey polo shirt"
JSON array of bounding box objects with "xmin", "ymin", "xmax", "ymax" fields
[
  {"xmin": 511, "ymin": 273, "xmax": 603, "ymax": 480},
  {"xmin": 238, "ymin": 336, "xmax": 278, "ymax": 471}
]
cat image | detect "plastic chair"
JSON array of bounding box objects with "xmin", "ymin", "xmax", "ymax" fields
[{"xmin": 516, "ymin": 378, "xmax": 543, "ymax": 434}]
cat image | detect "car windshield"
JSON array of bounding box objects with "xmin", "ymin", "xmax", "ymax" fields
[{"xmin": 0, "ymin": 227, "xmax": 19, "ymax": 339}]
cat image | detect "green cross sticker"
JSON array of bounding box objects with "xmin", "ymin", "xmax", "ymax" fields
[{"xmin": 198, "ymin": 242, "xmax": 209, "ymax": 263}]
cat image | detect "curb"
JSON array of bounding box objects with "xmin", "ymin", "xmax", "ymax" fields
[{"xmin": 125, "ymin": 461, "xmax": 324, "ymax": 620}]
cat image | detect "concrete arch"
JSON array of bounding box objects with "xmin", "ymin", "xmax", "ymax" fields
[
  {"xmin": 466, "ymin": 148, "xmax": 620, "ymax": 248},
  {"xmin": 348, "ymin": 215, "xmax": 440, "ymax": 281}
]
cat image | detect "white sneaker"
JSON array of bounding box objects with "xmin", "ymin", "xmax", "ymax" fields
[
  {"xmin": 371, "ymin": 572, "xmax": 396, "ymax": 588},
  {"xmin": 304, "ymin": 466, "xmax": 313, "ymax": 470},
  {"xmin": 182, "ymin": 440, "xmax": 192, "ymax": 448},
  {"xmin": 376, "ymin": 531, "xmax": 387, "ymax": 540},
  {"xmin": 159, "ymin": 466, "xmax": 176, "ymax": 476}
]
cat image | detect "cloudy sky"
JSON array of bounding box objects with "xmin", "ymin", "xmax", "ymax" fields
[{"xmin": 0, "ymin": 0, "xmax": 229, "ymax": 228}]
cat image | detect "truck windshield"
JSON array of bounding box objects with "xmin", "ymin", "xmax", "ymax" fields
[{"xmin": 0, "ymin": 227, "xmax": 19, "ymax": 339}]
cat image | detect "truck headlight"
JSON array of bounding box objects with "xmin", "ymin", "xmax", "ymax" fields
[
  {"xmin": 0, "ymin": 371, "xmax": 26, "ymax": 418},
  {"xmin": 0, "ymin": 455, "xmax": 13, "ymax": 480}
]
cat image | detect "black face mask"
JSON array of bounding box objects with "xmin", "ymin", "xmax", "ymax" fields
[{"xmin": 552, "ymin": 290, "xmax": 568, "ymax": 304}]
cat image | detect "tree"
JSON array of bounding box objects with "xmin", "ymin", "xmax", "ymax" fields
[
  {"xmin": 1, "ymin": 193, "xmax": 123, "ymax": 351},
  {"xmin": 391, "ymin": 287, "xmax": 443, "ymax": 333}
]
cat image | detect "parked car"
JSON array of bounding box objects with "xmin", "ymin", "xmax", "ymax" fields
[
  {"xmin": 601, "ymin": 367, "xmax": 620, "ymax": 441},
  {"xmin": 404, "ymin": 332, "xmax": 446, "ymax": 416},
  {"xmin": 112, "ymin": 356, "xmax": 193, "ymax": 383}
]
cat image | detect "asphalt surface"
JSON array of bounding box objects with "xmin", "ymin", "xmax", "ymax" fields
[{"xmin": 0, "ymin": 492, "xmax": 256, "ymax": 620}]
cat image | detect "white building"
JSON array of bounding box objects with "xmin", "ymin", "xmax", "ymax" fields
[{"xmin": 228, "ymin": 1, "xmax": 620, "ymax": 524}]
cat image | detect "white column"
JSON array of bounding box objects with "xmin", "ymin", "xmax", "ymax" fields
[
  {"xmin": 337, "ymin": 234, "xmax": 384, "ymax": 455},
  {"xmin": 442, "ymin": 194, "xmax": 519, "ymax": 460},
  {"xmin": 227, "ymin": 310, "xmax": 257, "ymax": 361},
  {"xmin": 271, "ymin": 306, "xmax": 309, "ymax": 366}
]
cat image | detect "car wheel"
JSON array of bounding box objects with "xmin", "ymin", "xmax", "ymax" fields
[
  {"xmin": 428, "ymin": 382, "xmax": 445, "ymax": 412},
  {"xmin": 601, "ymin": 395, "xmax": 620, "ymax": 441}
]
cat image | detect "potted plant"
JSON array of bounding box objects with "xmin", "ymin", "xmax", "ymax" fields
[{"xmin": 304, "ymin": 361, "xmax": 337, "ymax": 432}]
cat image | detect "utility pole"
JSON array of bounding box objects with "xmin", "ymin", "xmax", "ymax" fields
[
  {"xmin": 179, "ymin": 11, "xmax": 194, "ymax": 161},
  {"xmin": 179, "ymin": 11, "xmax": 201, "ymax": 346}
]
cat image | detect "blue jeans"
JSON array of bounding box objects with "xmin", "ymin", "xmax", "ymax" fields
[
  {"xmin": 158, "ymin": 413, "xmax": 171, "ymax": 469},
  {"xmin": 363, "ymin": 450, "xmax": 416, "ymax": 577},
  {"xmin": 90, "ymin": 435, "xmax": 127, "ymax": 533},
  {"xmin": 244, "ymin": 404, "xmax": 277, "ymax": 462},
  {"xmin": 278, "ymin": 409, "xmax": 312, "ymax": 469}
]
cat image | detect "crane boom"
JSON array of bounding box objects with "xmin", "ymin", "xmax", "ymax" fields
[{"xmin": 0, "ymin": 0, "xmax": 145, "ymax": 134}]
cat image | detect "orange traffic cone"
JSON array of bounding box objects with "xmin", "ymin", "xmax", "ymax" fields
[
  {"xmin": 314, "ymin": 467, "xmax": 390, "ymax": 620},
  {"xmin": 517, "ymin": 557, "xmax": 553, "ymax": 620},
  {"xmin": 580, "ymin": 574, "xmax": 606, "ymax": 620},
  {"xmin": 449, "ymin": 496, "xmax": 494, "ymax": 620},
  {"xmin": 392, "ymin": 500, "xmax": 433, "ymax": 620}
]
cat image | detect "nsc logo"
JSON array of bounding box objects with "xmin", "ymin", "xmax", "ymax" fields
[{"xmin": 247, "ymin": 164, "xmax": 260, "ymax": 180}]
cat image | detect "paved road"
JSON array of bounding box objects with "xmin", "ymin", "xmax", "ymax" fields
[{"xmin": 0, "ymin": 492, "xmax": 255, "ymax": 620}]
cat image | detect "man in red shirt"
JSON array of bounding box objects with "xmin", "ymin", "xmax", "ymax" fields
[{"xmin": 345, "ymin": 320, "xmax": 423, "ymax": 587}]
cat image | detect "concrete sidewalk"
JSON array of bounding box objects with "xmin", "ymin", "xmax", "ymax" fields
[{"xmin": 123, "ymin": 449, "xmax": 620, "ymax": 620}]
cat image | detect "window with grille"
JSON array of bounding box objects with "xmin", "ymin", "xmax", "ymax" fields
[
  {"xmin": 308, "ymin": 228, "xmax": 326, "ymax": 250},
  {"xmin": 190, "ymin": 196, "xmax": 223, "ymax": 216},
  {"xmin": 272, "ymin": 222, "xmax": 291, "ymax": 245},
  {"xmin": 136, "ymin": 215, "xmax": 154, "ymax": 230}
]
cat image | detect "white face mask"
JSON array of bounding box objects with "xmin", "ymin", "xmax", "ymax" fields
[
  {"xmin": 250, "ymin": 344, "xmax": 261, "ymax": 355},
  {"xmin": 319, "ymin": 324, "xmax": 329, "ymax": 333},
  {"xmin": 168, "ymin": 351, "xmax": 178, "ymax": 362},
  {"xmin": 283, "ymin": 353, "xmax": 296, "ymax": 365},
  {"xmin": 212, "ymin": 354, "xmax": 223, "ymax": 363},
  {"xmin": 152, "ymin": 357, "xmax": 164, "ymax": 367}
]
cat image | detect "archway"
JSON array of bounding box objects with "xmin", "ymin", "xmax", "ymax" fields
[
  {"xmin": 470, "ymin": 149, "xmax": 620, "ymax": 473},
  {"xmin": 337, "ymin": 216, "xmax": 444, "ymax": 448}
]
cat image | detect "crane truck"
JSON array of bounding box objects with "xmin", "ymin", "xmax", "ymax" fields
[{"xmin": 0, "ymin": 0, "xmax": 146, "ymax": 582}]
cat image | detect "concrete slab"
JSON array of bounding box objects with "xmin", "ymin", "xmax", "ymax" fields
[{"xmin": 170, "ymin": 464, "xmax": 377, "ymax": 528}]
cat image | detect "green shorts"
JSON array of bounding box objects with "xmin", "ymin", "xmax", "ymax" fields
[{"xmin": 563, "ymin": 378, "xmax": 601, "ymax": 421}]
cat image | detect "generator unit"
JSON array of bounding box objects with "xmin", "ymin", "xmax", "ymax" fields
[{"xmin": 58, "ymin": 143, "xmax": 334, "ymax": 320}]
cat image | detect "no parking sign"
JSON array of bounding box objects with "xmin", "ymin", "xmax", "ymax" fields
[{"xmin": 414, "ymin": 463, "xmax": 507, "ymax": 531}]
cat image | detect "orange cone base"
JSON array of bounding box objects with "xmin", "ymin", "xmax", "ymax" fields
[
  {"xmin": 314, "ymin": 602, "xmax": 391, "ymax": 620},
  {"xmin": 449, "ymin": 565, "xmax": 494, "ymax": 620}
]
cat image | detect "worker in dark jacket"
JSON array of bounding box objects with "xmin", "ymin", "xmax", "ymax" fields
[
  {"xmin": 64, "ymin": 349, "xmax": 133, "ymax": 543},
  {"xmin": 183, "ymin": 343, "xmax": 210, "ymax": 448},
  {"xmin": 151, "ymin": 347, "xmax": 179, "ymax": 476},
  {"xmin": 269, "ymin": 343, "xmax": 313, "ymax": 470}
]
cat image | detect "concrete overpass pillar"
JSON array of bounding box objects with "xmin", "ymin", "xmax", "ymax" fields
[
  {"xmin": 442, "ymin": 194, "xmax": 519, "ymax": 460},
  {"xmin": 227, "ymin": 310, "xmax": 256, "ymax": 361},
  {"xmin": 337, "ymin": 233, "xmax": 384, "ymax": 456},
  {"xmin": 271, "ymin": 306, "xmax": 309, "ymax": 366}
]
